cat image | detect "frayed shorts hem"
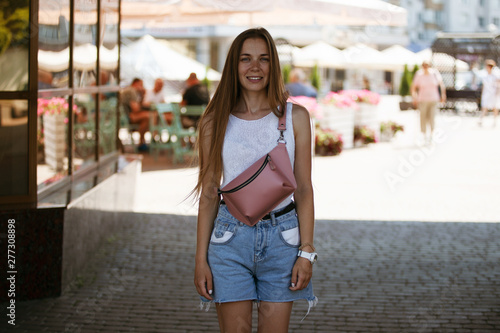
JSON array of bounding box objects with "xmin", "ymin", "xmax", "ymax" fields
[{"xmin": 199, "ymin": 296, "xmax": 318, "ymax": 320}]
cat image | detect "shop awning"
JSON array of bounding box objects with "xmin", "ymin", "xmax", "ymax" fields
[{"xmin": 121, "ymin": 0, "xmax": 407, "ymax": 27}]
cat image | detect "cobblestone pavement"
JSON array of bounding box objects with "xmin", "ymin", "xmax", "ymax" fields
[{"xmin": 8, "ymin": 212, "xmax": 500, "ymax": 333}]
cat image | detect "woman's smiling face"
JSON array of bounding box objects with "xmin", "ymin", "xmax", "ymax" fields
[{"xmin": 238, "ymin": 37, "xmax": 270, "ymax": 93}]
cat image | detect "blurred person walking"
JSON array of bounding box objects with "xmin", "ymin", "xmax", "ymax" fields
[
  {"xmin": 411, "ymin": 61, "xmax": 446, "ymax": 144},
  {"xmin": 479, "ymin": 59, "xmax": 500, "ymax": 127}
]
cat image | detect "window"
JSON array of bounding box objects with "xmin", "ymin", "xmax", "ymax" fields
[
  {"xmin": 1, "ymin": 0, "xmax": 122, "ymax": 207},
  {"xmin": 0, "ymin": 2, "xmax": 29, "ymax": 91},
  {"xmin": 37, "ymin": 0, "xmax": 121, "ymax": 196},
  {"xmin": 0, "ymin": 0, "xmax": 30, "ymax": 201},
  {"xmin": 0, "ymin": 100, "xmax": 29, "ymax": 196}
]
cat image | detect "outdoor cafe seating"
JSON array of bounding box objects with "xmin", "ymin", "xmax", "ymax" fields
[{"xmin": 149, "ymin": 103, "xmax": 204, "ymax": 163}]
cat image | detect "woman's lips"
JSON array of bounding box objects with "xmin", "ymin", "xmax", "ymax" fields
[{"xmin": 247, "ymin": 76, "xmax": 263, "ymax": 82}]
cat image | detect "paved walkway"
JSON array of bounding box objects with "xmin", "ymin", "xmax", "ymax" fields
[
  {"xmin": 10, "ymin": 213, "xmax": 500, "ymax": 332},
  {"xmin": 8, "ymin": 101, "xmax": 500, "ymax": 332},
  {"xmin": 135, "ymin": 102, "xmax": 500, "ymax": 222}
]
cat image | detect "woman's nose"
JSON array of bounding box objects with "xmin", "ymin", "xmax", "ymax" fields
[{"xmin": 250, "ymin": 59, "xmax": 260, "ymax": 69}]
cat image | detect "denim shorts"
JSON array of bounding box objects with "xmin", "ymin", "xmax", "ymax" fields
[{"xmin": 200, "ymin": 203, "xmax": 317, "ymax": 312}]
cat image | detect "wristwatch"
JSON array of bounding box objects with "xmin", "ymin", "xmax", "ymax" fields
[{"xmin": 297, "ymin": 250, "xmax": 318, "ymax": 264}]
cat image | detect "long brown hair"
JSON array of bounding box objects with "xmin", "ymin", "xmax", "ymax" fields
[{"xmin": 193, "ymin": 27, "xmax": 288, "ymax": 199}]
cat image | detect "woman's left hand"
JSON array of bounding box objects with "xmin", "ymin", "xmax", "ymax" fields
[{"xmin": 289, "ymin": 257, "xmax": 313, "ymax": 291}]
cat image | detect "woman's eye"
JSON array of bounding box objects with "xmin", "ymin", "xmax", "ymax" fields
[
  {"xmin": 241, "ymin": 57, "xmax": 250, "ymax": 62},
  {"xmin": 261, "ymin": 58, "xmax": 269, "ymax": 62}
]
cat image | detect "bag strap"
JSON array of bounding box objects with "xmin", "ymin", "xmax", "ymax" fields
[
  {"xmin": 278, "ymin": 104, "xmax": 286, "ymax": 131},
  {"xmin": 278, "ymin": 103, "xmax": 287, "ymax": 143}
]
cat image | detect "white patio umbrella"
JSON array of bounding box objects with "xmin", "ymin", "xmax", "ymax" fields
[
  {"xmin": 38, "ymin": 44, "xmax": 119, "ymax": 72},
  {"xmin": 120, "ymin": 35, "xmax": 221, "ymax": 84},
  {"xmin": 121, "ymin": 0, "xmax": 407, "ymax": 27},
  {"xmin": 381, "ymin": 45, "xmax": 420, "ymax": 69},
  {"xmin": 341, "ymin": 43, "xmax": 392, "ymax": 70},
  {"xmin": 294, "ymin": 41, "xmax": 344, "ymax": 68}
]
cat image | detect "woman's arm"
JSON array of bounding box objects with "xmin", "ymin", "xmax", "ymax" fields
[
  {"xmin": 194, "ymin": 117, "xmax": 219, "ymax": 300},
  {"xmin": 289, "ymin": 103, "xmax": 315, "ymax": 291}
]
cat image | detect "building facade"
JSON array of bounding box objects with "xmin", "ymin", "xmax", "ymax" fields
[{"xmin": 387, "ymin": 0, "xmax": 500, "ymax": 50}]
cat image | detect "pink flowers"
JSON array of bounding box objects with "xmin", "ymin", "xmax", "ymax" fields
[
  {"xmin": 37, "ymin": 97, "xmax": 77, "ymax": 116},
  {"xmin": 287, "ymin": 96, "xmax": 319, "ymax": 117},
  {"xmin": 321, "ymin": 90, "xmax": 381, "ymax": 109},
  {"xmin": 315, "ymin": 127, "xmax": 343, "ymax": 156},
  {"xmin": 340, "ymin": 89, "xmax": 381, "ymax": 105},
  {"xmin": 321, "ymin": 92, "xmax": 359, "ymax": 109}
]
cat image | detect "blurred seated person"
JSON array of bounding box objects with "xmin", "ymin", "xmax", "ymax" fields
[
  {"xmin": 285, "ymin": 68, "xmax": 317, "ymax": 98},
  {"xmin": 180, "ymin": 73, "xmax": 209, "ymax": 128},
  {"xmin": 38, "ymin": 69, "xmax": 54, "ymax": 89},
  {"xmin": 75, "ymin": 107, "xmax": 88, "ymax": 124},
  {"xmin": 143, "ymin": 78, "xmax": 173, "ymax": 125},
  {"xmin": 143, "ymin": 78, "xmax": 166, "ymax": 106},
  {"xmin": 120, "ymin": 78, "xmax": 152, "ymax": 151},
  {"xmin": 362, "ymin": 76, "xmax": 371, "ymax": 91}
]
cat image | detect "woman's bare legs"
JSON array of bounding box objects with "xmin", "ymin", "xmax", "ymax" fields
[
  {"xmin": 257, "ymin": 302, "xmax": 293, "ymax": 333},
  {"xmin": 216, "ymin": 301, "xmax": 253, "ymax": 333},
  {"xmin": 215, "ymin": 301, "xmax": 293, "ymax": 333}
]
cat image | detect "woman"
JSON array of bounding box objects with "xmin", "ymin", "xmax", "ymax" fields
[
  {"xmin": 479, "ymin": 59, "xmax": 500, "ymax": 127},
  {"xmin": 411, "ymin": 61, "xmax": 446, "ymax": 144},
  {"xmin": 193, "ymin": 27, "xmax": 317, "ymax": 332}
]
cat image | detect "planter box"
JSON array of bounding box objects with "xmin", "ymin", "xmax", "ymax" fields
[
  {"xmin": 43, "ymin": 114, "xmax": 66, "ymax": 171},
  {"xmin": 354, "ymin": 103, "xmax": 379, "ymax": 139},
  {"xmin": 399, "ymin": 101, "xmax": 413, "ymax": 111},
  {"xmin": 379, "ymin": 129, "xmax": 393, "ymax": 142},
  {"xmin": 319, "ymin": 104, "xmax": 355, "ymax": 149}
]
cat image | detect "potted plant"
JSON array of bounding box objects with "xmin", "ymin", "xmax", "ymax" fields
[
  {"xmin": 282, "ymin": 64, "xmax": 292, "ymax": 84},
  {"xmin": 353, "ymin": 125, "xmax": 377, "ymax": 146},
  {"xmin": 37, "ymin": 97, "xmax": 71, "ymax": 170},
  {"xmin": 399, "ymin": 64, "xmax": 418, "ymax": 110},
  {"xmin": 319, "ymin": 92, "xmax": 358, "ymax": 149},
  {"xmin": 379, "ymin": 121, "xmax": 404, "ymax": 141},
  {"xmin": 315, "ymin": 127, "xmax": 343, "ymax": 156},
  {"xmin": 310, "ymin": 64, "xmax": 321, "ymax": 92}
]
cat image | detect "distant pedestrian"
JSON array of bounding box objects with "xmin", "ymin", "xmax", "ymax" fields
[
  {"xmin": 479, "ymin": 59, "xmax": 500, "ymax": 127},
  {"xmin": 411, "ymin": 61, "xmax": 446, "ymax": 144},
  {"xmin": 286, "ymin": 68, "xmax": 317, "ymax": 98}
]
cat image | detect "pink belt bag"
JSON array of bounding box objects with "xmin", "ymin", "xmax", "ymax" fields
[{"xmin": 217, "ymin": 107, "xmax": 297, "ymax": 226}]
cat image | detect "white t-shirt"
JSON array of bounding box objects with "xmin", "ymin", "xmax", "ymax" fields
[
  {"xmin": 412, "ymin": 69, "xmax": 443, "ymax": 103},
  {"xmin": 480, "ymin": 68, "xmax": 500, "ymax": 109},
  {"xmin": 144, "ymin": 90, "xmax": 165, "ymax": 104}
]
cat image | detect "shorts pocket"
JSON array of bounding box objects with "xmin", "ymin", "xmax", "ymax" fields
[
  {"xmin": 279, "ymin": 218, "xmax": 300, "ymax": 247},
  {"xmin": 210, "ymin": 219, "xmax": 237, "ymax": 245}
]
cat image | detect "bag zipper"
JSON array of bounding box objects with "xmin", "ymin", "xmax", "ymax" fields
[{"xmin": 220, "ymin": 155, "xmax": 271, "ymax": 194}]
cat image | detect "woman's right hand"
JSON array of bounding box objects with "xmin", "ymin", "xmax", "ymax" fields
[{"xmin": 194, "ymin": 260, "xmax": 213, "ymax": 300}]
